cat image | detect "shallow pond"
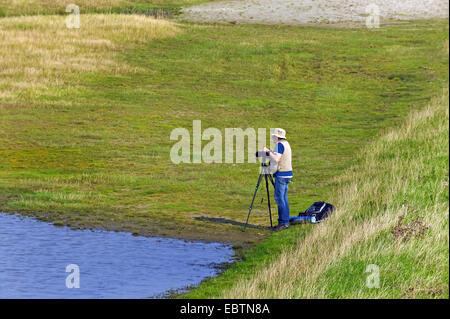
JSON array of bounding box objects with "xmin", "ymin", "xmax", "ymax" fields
[{"xmin": 0, "ymin": 213, "xmax": 234, "ymax": 298}]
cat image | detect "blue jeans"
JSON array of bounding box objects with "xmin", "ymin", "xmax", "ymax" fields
[{"xmin": 274, "ymin": 176, "xmax": 291, "ymax": 225}]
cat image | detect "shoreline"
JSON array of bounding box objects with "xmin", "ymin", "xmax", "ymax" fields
[{"xmin": 0, "ymin": 209, "xmax": 265, "ymax": 247}]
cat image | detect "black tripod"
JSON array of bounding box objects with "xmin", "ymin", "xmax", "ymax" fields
[{"xmin": 243, "ymin": 162, "xmax": 275, "ymax": 231}]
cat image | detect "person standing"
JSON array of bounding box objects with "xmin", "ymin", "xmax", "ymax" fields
[{"xmin": 264, "ymin": 128, "xmax": 293, "ymax": 231}]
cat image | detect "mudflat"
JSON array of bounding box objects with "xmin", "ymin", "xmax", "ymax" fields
[{"xmin": 180, "ymin": 0, "xmax": 449, "ymax": 26}]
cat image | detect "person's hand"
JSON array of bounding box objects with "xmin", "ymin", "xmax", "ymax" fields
[{"xmin": 263, "ymin": 146, "xmax": 270, "ymax": 153}]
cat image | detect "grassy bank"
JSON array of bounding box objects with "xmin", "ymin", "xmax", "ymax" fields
[
  {"xmin": 0, "ymin": 14, "xmax": 448, "ymax": 244},
  {"xmin": 0, "ymin": 0, "xmax": 213, "ymax": 17},
  {"xmin": 184, "ymin": 88, "xmax": 449, "ymax": 298}
]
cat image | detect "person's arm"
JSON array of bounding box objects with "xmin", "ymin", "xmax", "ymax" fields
[{"xmin": 263, "ymin": 145, "xmax": 282, "ymax": 163}]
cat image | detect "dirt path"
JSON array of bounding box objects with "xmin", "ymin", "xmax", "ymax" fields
[{"xmin": 179, "ymin": 0, "xmax": 449, "ymax": 26}]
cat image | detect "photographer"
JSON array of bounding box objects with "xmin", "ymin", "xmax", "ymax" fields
[{"xmin": 263, "ymin": 128, "xmax": 293, "ymax": 231}]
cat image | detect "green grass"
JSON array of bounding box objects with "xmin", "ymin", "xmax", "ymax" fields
[
  {"xmin": 313, "ymin": 93, "xmax": 449, "ymax": 298},
  {"xmin": 180, "ymin": 222, "xmax": 315, "ymax": 298},
  {"xmin": 0, "ymin": 17, "xmax": 448, "ymax": 247},
  {"xmin": 0, "ymin": 3, "xmax": 448, "ymax": 299},
  {"xmin": 0, "ymin": 0, "xmax": 214, "ymax": 17},
  {"xmin": 184, "ymin": 88, "xmax": 449, "ymax": 299}
]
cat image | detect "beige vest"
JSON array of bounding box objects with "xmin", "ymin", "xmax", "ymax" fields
[{"xmin": 276, "ymin": 140, "xmax": 292, "ymax": 172}]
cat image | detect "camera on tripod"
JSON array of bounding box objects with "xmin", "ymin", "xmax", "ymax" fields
[
  {"xmin": 243, "ymin": 150, "xmax": 276, "ymax": 231},
  {"xmin": 255, "ymin": 151, "xmax": 270, "ymax": 158},
  {"xmin": 255, "ymin": 151, "xmax": 272, "ymax": 169}
]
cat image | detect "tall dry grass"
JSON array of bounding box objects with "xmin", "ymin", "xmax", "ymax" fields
[
  {"xmin": 222, "ymin": 88, "xmax": 449, "ymax": 298},
  {"xmin": 0, "ymin": 14, "xmax": 180, "ymax": 102}
]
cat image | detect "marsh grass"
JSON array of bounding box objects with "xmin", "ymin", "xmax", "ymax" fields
[
  {"xmin": 0, "ymin": 17, "xmax": 448, "ymax": 243},
  {"xmin": 208, "ymin": 88, "xmax": 449, "ymax": 298},
  {"xmin": 0, "ymin": 0, "xmax": 212, "ymax": 16}
]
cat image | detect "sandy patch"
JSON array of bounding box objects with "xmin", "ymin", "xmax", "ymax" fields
[{"xmin": 179, "ymin": 0, "xmax": 449, "ymax": 26}]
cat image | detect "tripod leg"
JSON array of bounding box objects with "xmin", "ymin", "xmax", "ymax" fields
[
  {"xmin": 265, "ymin": 174, "xmax": 273, "ymax": 228},
  {"xmin": 268, "ymin": 174, "xmax": 275, "ymax": 187},
  {"xmin": 244, "ymin": 173, "xmax": 263, "ymax": 231}
]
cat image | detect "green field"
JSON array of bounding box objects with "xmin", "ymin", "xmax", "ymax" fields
[
  {"xmin": 0, "ymin": 1, "xmax": 448, "ymax": 298},
  {"xmin": 0, "ymin": 0, "xmax": 214, "ymax": 17},
  {"xmin": 0, "ymin": 12, "xmax": 448, "ymax": 243}
]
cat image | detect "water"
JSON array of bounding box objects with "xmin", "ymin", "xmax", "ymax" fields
[{"xmin": 0, "ymin": 213, "xmax": 234, "ymax": 299}]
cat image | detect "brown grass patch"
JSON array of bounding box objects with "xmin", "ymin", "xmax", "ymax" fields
[
  {"xmin": 0, "ymin": 14, "xmax": 180, "ymax": 103},
  {"xmin": 391, "ymin": 215, "xmax": 429, "ymax": 242}
]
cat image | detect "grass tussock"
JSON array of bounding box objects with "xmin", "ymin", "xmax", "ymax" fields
[
  {"xmin": 0, "ymin": 14, "xmax": 180, "ymax": 102},
  {"xmin": 220, "ymin": 88, "xmax": 449, "ymax": 298}
]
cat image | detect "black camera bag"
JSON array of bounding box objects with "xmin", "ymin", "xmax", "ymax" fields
[{"xmin": 298, "ymin": 201, "xmax": 335, "ymax": 223}]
